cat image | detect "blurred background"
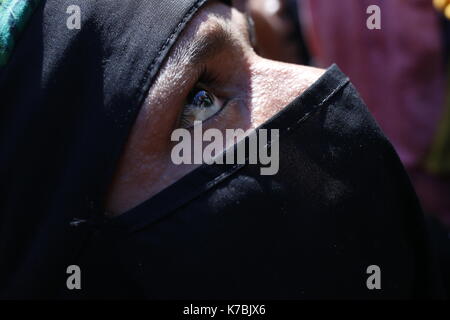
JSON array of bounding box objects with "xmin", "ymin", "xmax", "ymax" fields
[{"xmin": 236, "ymin": 0, "xmax": 450, "ymax": 294}]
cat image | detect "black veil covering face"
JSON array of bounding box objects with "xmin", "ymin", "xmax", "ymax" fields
[
  {"xmin": 72, "ymin": 66, "xmax": 443, "ymax": 299},
  {"xmin": 0, "ymin": 1, "xmax": 443, "ymax": 299}
]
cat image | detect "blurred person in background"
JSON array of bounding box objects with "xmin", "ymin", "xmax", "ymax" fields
[{"xmin": 235, "ymin": 0, "xmax": 310, "ymax": 64}]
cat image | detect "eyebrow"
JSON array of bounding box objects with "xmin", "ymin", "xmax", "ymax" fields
[
  {"xmin": 186, "ymin": 13, "xmax": 256, "ymax": 66},
  {"xmin": 188, "ymin": 20, "xmax": 234, "ymax": 65},
  {"xmin": 155, "ymin": 10, "xmax": 257, "ymax": 91}
]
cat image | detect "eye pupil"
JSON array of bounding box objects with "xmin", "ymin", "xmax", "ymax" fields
[
  {"xmin": 192, "ymin": 90, "xmax": 213, "ymax": 108},
  {"xmin": 181, "ymin": 88, "xmax": 223, "ymax": 128}
]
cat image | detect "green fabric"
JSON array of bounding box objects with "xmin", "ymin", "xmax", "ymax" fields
[
  {"xmin": 0, "ymin": 0, "xmax": 41, "ymax": 66},
  {"xmin": 425, "ymin": 64, "xmax": 450, "ymax": 176}
]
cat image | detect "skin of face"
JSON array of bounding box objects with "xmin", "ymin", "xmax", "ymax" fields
[{"xmin": 105, "ymin": 0, "xmax": 324, "ymax": 215}]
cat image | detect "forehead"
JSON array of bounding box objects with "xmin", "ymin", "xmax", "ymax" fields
[
  {"xmin": 177, "ymin": 0, "xmax": 249, "ymax": 54},
  {"xmin": 147, "ymin": 1, "xmax": 249, "ymax": 95}
]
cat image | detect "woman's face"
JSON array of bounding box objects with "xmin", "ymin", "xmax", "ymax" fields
[{"xmin": 106, "ymin": 0, "xmax": 324, "ymax": 215}]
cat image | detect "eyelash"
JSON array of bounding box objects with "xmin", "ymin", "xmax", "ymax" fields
[
  {"xmin": 179, "ymin": 67, "xmax": 227, "ymax": 129},
  {"xmin": 178, "ymin": 16, "xmax": 259, "ymax": 130}
]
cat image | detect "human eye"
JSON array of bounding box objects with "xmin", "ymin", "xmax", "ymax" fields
[{"xmin": 179, "ymin": 86, "xmax": 225, "ymax": 129}]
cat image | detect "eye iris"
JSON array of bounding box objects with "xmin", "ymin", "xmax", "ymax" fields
[{"xmin": 193, "ymin": 90, "xmax": 213, "ymax": 108}]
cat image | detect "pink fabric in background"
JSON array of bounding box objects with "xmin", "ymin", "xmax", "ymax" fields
[{"xmin": 300, "ymin": 0, "xmax": 450, "ymax": 225}]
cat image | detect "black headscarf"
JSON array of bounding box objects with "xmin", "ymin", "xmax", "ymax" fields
[{"xmin": 0, "ymin": 0, "xmax": 210, "ymax": 298}]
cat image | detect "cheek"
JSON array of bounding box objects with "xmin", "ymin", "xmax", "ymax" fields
[
  {"xmin": 106, "ymin": 93, "xmax": 187, "ymax": 213},
  {"xmin": 206, "ymin": 99, "xmax": 252, "ymax": 131}
]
